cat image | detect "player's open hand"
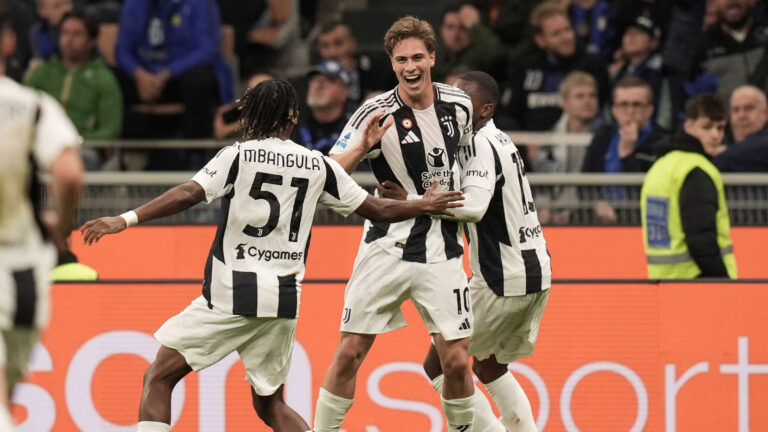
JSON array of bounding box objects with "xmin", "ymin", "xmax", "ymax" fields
[
  {"xmin": 422, "ymin": 179, "xmax": 463, "ymax": 217},
  {"xmin": 361, "ymin": 110, "xmax": 394, "ymax": 151},
  {"xmin": 80, "ymin": 216, "xmax": 128, "ymax": 245},
  {"xmin": 377, "ymin": 180, "xmax": 407, "ymax": 200}
]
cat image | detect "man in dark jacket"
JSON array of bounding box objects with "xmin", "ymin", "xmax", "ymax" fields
[
  {"xmin": 688, "ymin": 0, "xmax": 768, "ymax": 100},
  {"xmin": 642, "ymin": 93, "xmax": 737, "ymax": 278},
  {"xmin": 498, "ymin": 1, "xmax": 610, "ymax": 132},
  {"xmin": 715, "ymin": 84, "xmax": 768, "ymax": 171},
  {"xmin": 583, "ymin": 76, "xmax": 668, "ymax": 173}
]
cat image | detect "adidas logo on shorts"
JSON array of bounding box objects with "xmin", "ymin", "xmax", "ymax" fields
[{"xmin": 458, "ymin": 318, "xmax": 471, "ymax": 331}]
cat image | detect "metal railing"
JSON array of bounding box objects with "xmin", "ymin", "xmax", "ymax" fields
[{"xmin": 58, "ymin": 172, "xmax": 768, "ymax": 226}]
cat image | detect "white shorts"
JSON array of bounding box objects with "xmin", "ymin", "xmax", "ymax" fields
[
  {"xmin": 155, "ymin": 296, "xmax": 297, "ymax": 396},
  {"xmin": 0, "ymin": 239, "xmax": 56, "ymax": 330},
  {"xmin": 1, "ymin": 327, "xmax": 38, "ymax": 389},
  {"xmin": 340, "ymin": 243, "xmax": 471, "ymax": 340},
  {"xmin": 468, "ymin": 281, "xmax": 549, "ymax": 364}
]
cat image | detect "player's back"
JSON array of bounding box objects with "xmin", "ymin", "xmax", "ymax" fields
[
  {"xmin": 462, "ymin": 120, "xmax": 552, "ymax": 296},
  {"xmin": 195, "ymin": 137, "xmax": 367, "ymax": 317}
]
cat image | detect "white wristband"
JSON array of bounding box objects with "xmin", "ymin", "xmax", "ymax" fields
[{"xmin": 120, "ymin": 210, "xmax": 139, "ymax": 227}]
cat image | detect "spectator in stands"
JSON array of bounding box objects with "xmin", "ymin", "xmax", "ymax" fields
[
  {"xmin": 316, "ymin": 20, "xmax": 394, "ymax": 105},
  {"xmin": 583, "ymin": 76, "xmax": 668, "ymax": 223},
  {"xmin": 6, "ymin": 0, "xmax": 34, "ymax": 81},
  {"xmin": 291, "ymin": 59, "xmax": 351, "ymax": 155},
  {"xmin": 534, "ymin": 71, "xmax": 600, "ymax": 224},
  {"xmin": 498, "ymin": 1, "xmax": 610, "ymax": 133},
  {"xmin": 642, "ymin": 93, "xmax": 737, "ymax": 279},
  {"xmin": 567, "ymin": 0, "xmax": 616, "ymax": 60},
  {"xmin": 29, "ymin": 0, "xmax": 72, "ymax": 62},
  {"xmin": 218, "ymin": 0, "xmax": 303, "ymax": 78},
  {"xmin": 714, "ymin": 84, "xmax": 768, "ymax": 171},
  {"xmin": 611, "ymin": 11, "xmax": 685, "ymax": 130},
  {"xmin": 115, "ymin": 0, "xmax": 232, "ymax": 139},
  {"xmin": 583, "ymin": 76, "xmax": 667, "ymax": 173},
  {"xmin": 213, "ymin": 72, "xmax": 274, "ymax": 139},
  {"xmin": 432, "ymin": 1, "xmax": 505, "ymax": 83},
  {"xmin": 26, "ymin": 12, "xmax": 122, "ymax": 141},
  {"xmin": 487, "ymin": 0, "xmax": 543, "ymax": 66},
  {"xmin": 689, "ymin": 0, "xmax": 768, "ymax": 100}
]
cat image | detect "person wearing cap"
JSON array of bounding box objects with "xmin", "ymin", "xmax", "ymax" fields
[
  {"xmin": 291, "ymin": 59, "xmax": 352, "ymax": 155},
  {"xmin": 611, "ymin": 11, "xmax": 685, "ymax": 130}
]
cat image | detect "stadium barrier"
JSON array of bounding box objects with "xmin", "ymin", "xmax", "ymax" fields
[
  {"xmin": 51, "ymin": 171, "xmax": 768, "ymax": 226},
  {"xmin": 12, "ymin": 280, "xmax": 768, "ymax": 431}
]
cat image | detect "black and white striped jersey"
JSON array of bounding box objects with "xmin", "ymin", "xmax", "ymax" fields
[
  {"xmin": 330, "ymin": 83, "xmax": 473, "ymax": 263},
  {"xmin": 0, "ymin": 76, "xmax": 80, "ymax": 246},
  {"xmin": 459, "ymin": 120, "xmax": 552, "ymax": 296},
  {"xmin": 193, "ymin": 139, "xmax": 368, "ymax": 318}
]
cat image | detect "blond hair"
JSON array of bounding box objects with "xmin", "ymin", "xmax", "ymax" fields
[
  {"xmin": 559, "ymin": 71, "xmax": 597, "ymax": 99},
  {"xmin": 531, "ymin": 1, "xmax": 569, "ymax": 35},
  {"xmin": 383, "ymin": 16, "xmax": 436, "ymax": 57}
]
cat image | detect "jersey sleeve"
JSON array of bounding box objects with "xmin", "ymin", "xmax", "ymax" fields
[
  {"xmin": 458, "ymin": 98, "xmax": 473, "ymax": 147},
  {"xmin": 318, "ymin": 156, "xmax": 369, "ymax": 216},
  {"xmin": 459, "ymin": 134, "xmax": 496, "ymax": 192},
  {"xmin": 33, "ymin": 92, "xmax": 81, "ymax": 170},
  {"xmin": 191, "ymin": 144, "xmax": 239, "ymax": 204},
  {"xmin": 328, "ymin": 101, "xmax": 385, "ymax": 159}
]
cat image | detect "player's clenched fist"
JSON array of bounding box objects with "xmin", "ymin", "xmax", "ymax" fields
[{"xmin": 81, "ymin": 216, "xmax": 127, "ymax": 245}]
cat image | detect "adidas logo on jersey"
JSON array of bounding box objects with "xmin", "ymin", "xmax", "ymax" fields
[
  {"xmin": 458, "ymin": 318, "xmax": 471, "ymax": 331},
  {"xmin": 400, "ymin": 130, "xmax": 420, "ymax": 144}
]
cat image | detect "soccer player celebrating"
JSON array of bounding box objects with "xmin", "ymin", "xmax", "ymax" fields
[
  {"xmin": 422, "ymin": 71, "xmax": 551, "ymax": 431},
  {"xmin": 81, "ymin": 79, "xmax": 463, "ymax": 432},
  {"xmin": 314, "ymin": 16, "xmax": 481, "ymax": 432},
  {"xmin": 0, "ymin": 4, "xmax": 83, "ymax": 430}
]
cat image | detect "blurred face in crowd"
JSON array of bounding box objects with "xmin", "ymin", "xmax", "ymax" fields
[
  {"xmin": 59, "ymin": 16, "xmax": 94, "ymax": 65},
  {"xmin": 612, "ymin": 86, "xmax": 654, "ymax": 128},
  {"xmin": 717, "ymin": 0, "xmax": 755, "ymax": 28},
  {"xmin": 535, "ymin": 14, "xmax": 576, "ymax": 58},
  {"xmin": 307, "ymin": 74, "xmax": 348, "ymax": 110},
  {"xmin": 562, "ymin": 84, "xmax": 598, "ymax": 122},
  {"xmin": 37, "ymin": 0, "xmax": 73, "ymax": 27},
  {"xmin": 685, "ymin": 116, "xmax": 727, "ymax": 156},
  {"xmin": 390, "ymin": 37, "xmax": 435, "ymax": 104},
  {"xmin": 317, "ymin": 25, "xmax": 357, "ymax": 70},
  {"xmin": 0, "ymin": 25, "xmax": 16, "ymax": 62},
  {"xmin": 440, "ymin": 12, "xmax": 470, "ymax": 54},
  {"xmin": 622, "ymin": 27, "xmax": 658, "ymax": 58},
  {"xmin": 729, "ymin": 86, "xmax": 768, "ymax": 142}
]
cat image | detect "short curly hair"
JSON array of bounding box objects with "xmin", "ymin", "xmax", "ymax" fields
[{"xmin": 383, "ymin": 16, "xmax": 436, "ymax": 57}]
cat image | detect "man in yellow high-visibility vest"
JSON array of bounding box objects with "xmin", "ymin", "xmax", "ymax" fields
[{"xmin": 641, "ymin": 93, "xmax": 737, "ymax": 279}]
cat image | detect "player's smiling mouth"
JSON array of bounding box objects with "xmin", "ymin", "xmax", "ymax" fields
[{"xmin": 404, "ymin": 74, "xmax": 421, "ymax": 87}]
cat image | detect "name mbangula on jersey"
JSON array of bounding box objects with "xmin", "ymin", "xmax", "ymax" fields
[{"xmin": 243, "ymin": 149, "xmax": 322, "ymax": 171}]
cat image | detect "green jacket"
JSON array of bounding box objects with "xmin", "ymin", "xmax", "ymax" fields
[
  {"xmin": 26, "ymin": 55, "xmax": 122, "ymax": 140},
  {"xmin": 433, "ymin": 23, "xmax": 506, "ymax": 83}
]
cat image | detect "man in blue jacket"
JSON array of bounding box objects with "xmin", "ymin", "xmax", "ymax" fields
[{"xmin": 115, "ymin": 0, "xmax": 233, "ymax": 140}]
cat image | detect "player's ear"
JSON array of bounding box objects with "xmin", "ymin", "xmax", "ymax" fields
[{"xmin": 429, "ymin": 51, "xmax": 435, "ymax": 68}]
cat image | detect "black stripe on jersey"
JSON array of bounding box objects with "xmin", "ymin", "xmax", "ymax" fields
[
  {"xmin": 364, "ymin": 155, "xmax": 399, "ymax": 244},
  {"xmin": 203, "ymin": 156, "xmax": 240, "ymax": 307},
  {"xmin": 13, "ymin": 269, "xmax": 36, "ymax": 326},
  {"xmin": 434, "ymin": 100, "xmax": 461, "ymax": 169},
  {"xmin": 232, "ymin": 271, "xmax": 258, "ymax": 315},
  {"xmin": 522, "ymin": 249, "xmax": 543, "ymax": 294},
  {"xmin": 277, "ymin": 274, "xmax": 298, "ymax": 318},
  {"xmin": 394, "ymin": 106, "xmax": 429, "ymax": 194},
  {"xmin": 402, "ymin": 215, "xmax": 431, "ymax": 262},
  {"xmin": 476, "ymin": 145, "xmax": 510, "ymax": 295},
  {"xmin": 351, "ymin": 93, "xmax": 397, "ymax": 129},
  {"xmin": 436, "ymin": 84, "xmax": 471, "ymax": 102},
  {"xmin": 441, "ymin": 220, "xmax": 463, "ymax": 260},
  {"xmin": 322, "ymin": 159, "xmax": 340, "ymax": 199}
]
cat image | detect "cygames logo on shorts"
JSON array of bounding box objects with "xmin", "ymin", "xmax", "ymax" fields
[{"xmin": 235, "ymin": 243, "xmax": 303, "ymax": 261}]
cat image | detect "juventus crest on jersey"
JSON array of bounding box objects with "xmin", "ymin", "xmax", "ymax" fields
[
  {"xmin": 192, "ymin": 139, "xmax": 368, "ymax": 318},
  {"xmin": 331, "ymin": 83, "xmax": 473, "ymax": 263},
  {"xmin": 458, "ymin": 119, "xmax": 552, "ymax": 296}
]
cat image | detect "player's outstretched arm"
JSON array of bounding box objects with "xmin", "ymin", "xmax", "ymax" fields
[
  {"xmin": 81, "ymin": 181, "xmax": 205, "ymax": 245},
  {"xmin": 354, "ymin": 180, "xmax": 463, "ymax": 223},
  {"xmin": 378, "ymin": 180, "xmax": 492, "ymax": 223},
  {"xmin": 331, "ymin": 110, "xmax": 393, "ymax": 173}
]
